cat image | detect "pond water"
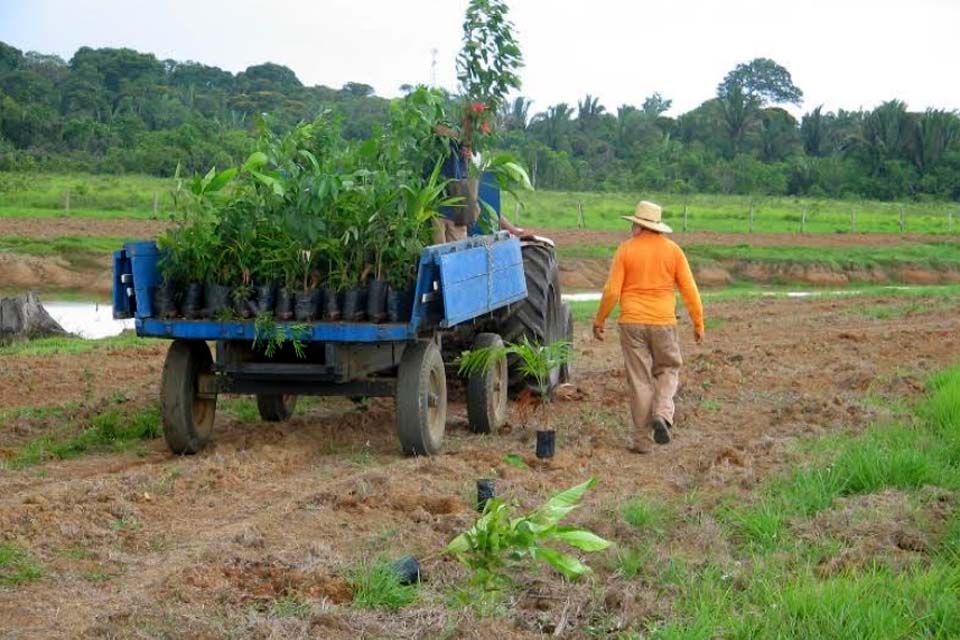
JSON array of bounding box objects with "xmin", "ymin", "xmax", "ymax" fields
[{"xmin": 45, "ymin": 302, "xmax": 135, "ymax": 339}]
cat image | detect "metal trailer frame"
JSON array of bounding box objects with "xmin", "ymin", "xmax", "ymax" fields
[{"xmin": 112, "ymin": 232, "xmax": 527, "ymax": 455}]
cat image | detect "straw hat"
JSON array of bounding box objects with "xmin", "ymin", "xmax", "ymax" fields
[{"xmin": 622, "ymin": 200, "xmax": 672, "ymax": 234}]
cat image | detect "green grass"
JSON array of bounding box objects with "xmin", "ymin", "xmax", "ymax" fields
[
  {"xmin": 349, "ymin": 559, "xmax": 418, "ymax": 612},
  {"xmin": 0, "ymin": 235, "xmax": 132, "ymax": 258},
  {"xmin": 621, "ymin": 497, "xmax": 673, "ymax": 534},
  {"xmin": 9, "ymin": 405, "xmax": 162, "ymax": 469},
  {"xmin": 0, "ymin": 172, "xmax": 174, "ymax": 215},
  {"xmin": 0, "ymin": 333, "xmax": 151, "ymax": 357},
  {"xmin": 270, "ymin": 593, "xmax": 312, "ymax": 619},
  {"xmin": 558, "ymin": 240, "xmax": 960, "ymax": 272},
  {"xmin": 655, "ymin": 363, "xmax": 960, "ymax": 636},
  {"xmin": 219, "ymin": 397, "xmax": 261, "ymax": 423},
  {"xmin": 0, "ymin": 543, "xmax": 43, "ymax": 587},
  {"xmin": 3, "ymin": 172, "xmax": 958, "ymax": 235},
  {"xmin": 505, "ymin": 189, "xmax": 960, "ymax": 235}
]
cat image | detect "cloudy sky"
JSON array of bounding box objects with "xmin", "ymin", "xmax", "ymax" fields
[{"xmin": 1, "ymin": 0, "xmax": 957, "ymax": 117}]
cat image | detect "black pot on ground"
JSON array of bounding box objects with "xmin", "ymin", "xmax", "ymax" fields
[
  {"xmin": 476, "ymin": 478, "xmax": 496, "ymax": 512},
  {"xmin": 182, "ymin": 283, "xmax": 204, "ymax": 319},
  {"xmin": 342, "ymin": 286, "xmax": 367, "ymax": 322},
  {"xmin": 204, "ymin": 284, "xmax": 233, "ymax": 319},
  {"xmin": 386, "ymin": 285, "xmax": 414, "ymax": 323},
  {"xmin": 535, "ymin": 429, "xmax": 556, "ymax": 459},
  {"xmin": 255, "ymin": 283, "xmax": 277, "ymax": 315},
  {"xmin": 294, "ymin": 289, "xmax": 321, "ymax": 321},
  {"xmin": 390, "ymin": 555, "xmax": 422, "ymax": 585},
  {"xmin": 366, "ymin": 279, "xmax": 388, "ymax": 323},
  {"xmin": 151, "ymin": 281, "xmax": 179, "ymax": 319},
  {"xmin": 324, "ymin": 287, "xmax": 341, "ymax": 321},
  {"xmin": 275, "ymin": 288, "xmax": 295, "ymax": 320}
]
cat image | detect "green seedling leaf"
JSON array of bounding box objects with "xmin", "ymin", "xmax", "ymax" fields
[
  {"xmin": 553, "ymin": 526, "xmax": 611, "ymax": 552},
  {"xmin": 503, "ymin": 454, "xmax": 528, "ymax": 469},
  {"xmin": 534, "ymin": 546, "xmax": 590, "ymax": 580},
  {"xmin": 206, "ymin": 167, "xmax": 237, "ymax": 193},
  {"xmin": 243, "ymin": 151, "xmax": 268, "ymax": 171},
  {"xmin": 539, "ymin": 477, "xmax": 597, "ymax": 522}
]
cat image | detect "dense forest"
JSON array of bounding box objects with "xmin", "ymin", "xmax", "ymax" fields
[{"xmin": 1, "ymin": 40, "xmax": 958, "ymax": 201}]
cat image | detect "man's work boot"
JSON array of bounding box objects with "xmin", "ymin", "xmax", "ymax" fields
[
  {"xmin": 627, "ymin": 433, "xmax": 653, "ymax": 454},
  {"xmin": 651, "ymin": 416, "xmax": 671, "ymax": 445}
]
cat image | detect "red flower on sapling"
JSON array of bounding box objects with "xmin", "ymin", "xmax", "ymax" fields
[
  {"xmin": 479, "ymin": 120, "xmax": 492, "ymax": 134},
  {"xmin": 469, "ymin": 102, "xmax": 487, "ymax": 114}
]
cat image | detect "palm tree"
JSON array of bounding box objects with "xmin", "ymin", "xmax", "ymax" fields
[
  {"xmin": 801, "ymin": 106, "xmax": 825, "ymax": 157},
  {"xmin": 846, "ymin": 100, "xmax": 910, "ymax": 174},
  {"xmin": 502, "ymin": 96, "xmax": 532, "ymax": 131},
  {"xmin": 576, "ymin": 94, "xmax": 605, "ymax": 130},
  {"xmin": 531, "ymin": 103, "xmax": 573, "ymax": 149},
  {"xmin": 909, "ymin": 109, "xmax": 960, "ymax": 172},
  {"xmin": 715, "ymin": 85, "xmax": 761, "ymax": 156}
]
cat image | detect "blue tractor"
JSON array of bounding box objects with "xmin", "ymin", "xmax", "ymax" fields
[{"xmin": 113, "ymin": 179, "xmax": 572, "ymax": 456}]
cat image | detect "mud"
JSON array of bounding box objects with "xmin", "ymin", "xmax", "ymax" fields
[{"xmin": 1, "ymin": 291, "xmax": 958, "ymax": 637}]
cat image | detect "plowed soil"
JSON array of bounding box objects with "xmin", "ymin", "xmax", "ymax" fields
[{"xmin": 1, "ymin": 292, "xmax": 958, "ymax": 638}]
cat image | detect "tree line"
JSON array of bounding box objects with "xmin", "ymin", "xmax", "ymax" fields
[{"xmin": 1, "ymin": 41, "xmax": 958, "ymax": 202}]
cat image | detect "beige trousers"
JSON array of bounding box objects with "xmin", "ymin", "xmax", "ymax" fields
[
  {"xmin": 432, "ymin": 218, "xmax": 468, "ymax": 244},
  {"xmin": 619, "ymin": 324, "xmax": 683, "ymax": 436}
]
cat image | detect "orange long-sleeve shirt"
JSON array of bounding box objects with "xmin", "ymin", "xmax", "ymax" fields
[{"xmin": 594, "ymin": 232, "xmax": 705, "ymax": 332}]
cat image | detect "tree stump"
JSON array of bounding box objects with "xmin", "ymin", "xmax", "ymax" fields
[{"xmin": 0, "ymin": 291, "xmax": 67, "ymax": 342}]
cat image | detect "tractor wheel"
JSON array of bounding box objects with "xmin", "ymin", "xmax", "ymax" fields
[
  {"xmin": 256, "ymin": 394, "xmax": 298, "ymax": 422},
  {"xmin": 559, "ymin": 302, "xmax": 574, "ymax": 384},
  {"xmin": 465, "ymin": 333, "xmax": 508, "ymax": 434},
  {"xmin": 396, "ymin": 340, "xmax": 447, "ymax": 455},
  {"xmin": 499, "ymin": 241, "xmax": 565, "ymax": 396},
  {"xmin": 160, "ymin": 340, "xmax": 216, "ymax": 455}
]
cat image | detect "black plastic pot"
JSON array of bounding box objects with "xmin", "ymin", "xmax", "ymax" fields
[
  {"xmin": 391, "ymin": 555, "xmax": 422, "ymax": 585},
  {"xmin": 255, "ymin": 283, "xmax": 277, "ymax": 315},
  {"xmin": 294, "ymin": 289, "xmax": 321, "ymax": 321},
  {"xmin": 182, "ymin": 283, "xmax": 204, "ymax": 319},
  {"xmin": 275, "ymin": 288, "xmax": 294, "ymax": 320},
  {"xmin": 234, "ymin": 288, "xmax": 257, "ymax": 319},
  {"xmin": 342, "ymin": 286, "xmax": 367, "ymax": 322},
  {"xmin": 476, "ymin": 478, "xmax": 496, "ymax": 512},
  {"xmin": 535, "ymin": 429, "xmax": 556, "ymax": 459},
  {"xmin": 366, "ymin": 279, "xmax": 388, "ymax": 323},
  {"xmin": 204, "ymin": 284, "xmax": 233, "ymax": 319},
  {"xmin": 151, "ymin": 281, "xmax": 179, "ymax": 319},
  {"xmin": 387, "ymin": 286, "xmax": 414, "ymax": 323},
  {"xmin": 324, "ymin": 287, "xmax": 341, "ymax": 321}
]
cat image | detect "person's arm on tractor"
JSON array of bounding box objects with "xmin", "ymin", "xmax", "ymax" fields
[{"xmin": 593, "ymin": 246, "xmax": 626, "ymax": 341}]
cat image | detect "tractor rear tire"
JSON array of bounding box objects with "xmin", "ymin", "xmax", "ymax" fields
[
  {"xmin": 396, "ymin": 340, "xmax": 447, "ymax": 455},
  {"xmin": 160, "ymin": 340, "xmax": 216, "ymax": 455},
  {"xmin": 465, "ymin": 333, "xmax": 508, "ymax": 434},
  {"xmin": 499, "ymin": 242, "xmax": 564, "ymax": 396},
  {"xmin": 256, "ymin": 394, "xmax": 298, "ymax": 422}
]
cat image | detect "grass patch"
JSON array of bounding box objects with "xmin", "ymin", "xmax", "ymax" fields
[
  {"xmin": 219, "ymin": 397, "xmax": 260, "ymax": 423},
  {"xmin": 349, "ymin": 559, "xmax": 418, "ymax": 612},
  {"xmin": 0, "ymin": 543, "xmax": 43, "ymax": 586},
  {"xmin": 0, "ymin": 235, "xmax": 131, "ymax": 260},
  {"xmin": 270, "ymin": 593, "xmax": 311, "ymax": 619},
  {"xmin": 0, "ymin": 333, "xmax": 151, "ymax": 357},
  {"xmin": 505, "ymin": 189, "xmax": 959, "ymax": 235},
  {"xmin": 622, "ymin": 496, "xmax": 673, "ymax": 534},
  {"xmin": 9, "ymin": 405, "xmax": 161, "ymax": 469},
  {"xmin": 659, "ymin": 363, "xmax": 960, "ymax": 636}
]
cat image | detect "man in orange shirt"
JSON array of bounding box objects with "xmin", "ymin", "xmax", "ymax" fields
[{"xmin": 593, "ymin": 201, "xmax": 705, "ymax": 453}]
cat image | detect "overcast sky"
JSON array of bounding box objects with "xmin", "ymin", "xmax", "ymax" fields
[{"xmin": 1, "ymin": 0, "xmax": 958, "ymax": 117}]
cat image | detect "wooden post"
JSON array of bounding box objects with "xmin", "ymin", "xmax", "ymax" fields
[
  {"xmin": 801, "ymin": 208, "xmax": 806, "ymax": 234},
  {"xmin": 153, "ymin": 192, "xmax": 160, "ymax": 217},
  {"xmin": 683, "ymin": 203, "xmax": 688, "ymax": 233},
  {"xmin": 899, "ymin": 206, "xmax": 905, "ymax": 234},
  {"xmin": 576, "ymin": 201, "xmax": 585, "ymax": 229},
  {"xmin": 748, "ymin": 201, "xmax": 755, "ymax": 234},
  {"xmin": 950, "ymin": 209, "xmax": 954, "ymax": 234},
  {"xmin": 64, "ymin": 189, "xmax": 71, "ymax": 214},
  {"xmin": 514, "ymin": 200, "xmax": 521, "ymax": 225},
  {"xmin": 851, "ymin": 208, "xmax": 856, "ymax": 233}
]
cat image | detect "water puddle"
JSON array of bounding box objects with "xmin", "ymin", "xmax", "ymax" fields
[{"xmin": 45, "ymin": 302, "xmax": 134, "ymax": 339}]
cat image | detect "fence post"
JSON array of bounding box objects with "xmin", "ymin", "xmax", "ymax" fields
[
  {"xmin": 64, "ymin": 189, "xmax": 71, "ymax": 214},
  {"xmin": 153, "ymin": 192, "xmax": 159, "ymax": 217},
  {"xmin": 851, "ymin": 208, "xmax": 856, "ymax": 233},
  {"xmin": 800, "ymin": 208, "xmax": 806, "ymax": 234},
  {"xmin": 748, "ymin": 201, "xmax": 755, "ymax": 234},
  {"xmin": 949, "ymin": 209, "xmax": 954, "ymax": 234},
  {"xmin": 514, "ymin": 200, "xmax": 521, "ymax": 225},
  {"xmin": 683, "ymin": 203, "xmax": 688, "ymax": 233},
  {"xmin": 576, "ymin": 201, "xmax": 585, "ymax": 230}
]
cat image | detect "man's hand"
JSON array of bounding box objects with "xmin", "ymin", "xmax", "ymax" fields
[
  {"xmin": 593, "ymin": 323, "xmax": 605, "ymax": 341},
  {"xmin": 694, "ymin": 328, "xmax": 705, "ymax": 344}
]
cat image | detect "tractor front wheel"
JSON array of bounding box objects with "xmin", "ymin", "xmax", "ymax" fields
[
  {"xmin": 396, "ymin": 340, "xmax": 447, "ymax": 455},
  {"xmin": 160, "ymin": 340, "xmax": 217, "ymax": 455}
]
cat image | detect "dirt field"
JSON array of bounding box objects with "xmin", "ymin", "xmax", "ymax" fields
[{"xmin": 1, "ymin": 291, "xmax": 958, "ymax": 638}]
